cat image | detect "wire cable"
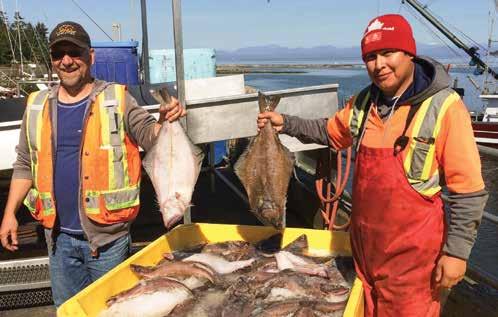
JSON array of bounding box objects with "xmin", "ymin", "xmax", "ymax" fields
[
  {"xmin": 70, "ymin": 0, "xmax": 113, "ymax": 41},
  {"xmin": 402, "ymin": 5, "xmax": 467, "ymax": 63}
]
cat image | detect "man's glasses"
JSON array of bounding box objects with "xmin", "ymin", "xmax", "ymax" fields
[{"xmin": 50, "ymin": 49, "xmax": 85, "ymax": 60}]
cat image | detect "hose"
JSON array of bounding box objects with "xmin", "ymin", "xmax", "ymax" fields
[{"xmin": 315, "ymin": 147, "xmax": 352, "ymax": 231}]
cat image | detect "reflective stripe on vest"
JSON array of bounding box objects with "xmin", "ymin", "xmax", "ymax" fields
[
  {"xmin": 349, "ymin": 87, "xmax": 459, "ymax": 197},
  {"xmin": 26, "ymin": 90, "xmax": 50, "ymax": 188},
  {"xmin": 403, "ymin": 88, "xmax": 459, "ymax": 196},
  {"xmin": 348, "ymin": 87, "xmax": 371, "ymax": 151},
  {"xmin": 24, "ymin": 90, "xmax": 56, "ymax": 222},
  {"xmin": 99, "ymin": 85, "xmax": 130, "ymax": 190}
]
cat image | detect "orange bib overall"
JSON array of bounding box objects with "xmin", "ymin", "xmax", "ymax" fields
[{"xmin": 350, "ymin": 145, "xmax": 444, "ymax": 317}]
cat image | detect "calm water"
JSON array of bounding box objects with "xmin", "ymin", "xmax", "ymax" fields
[{"xmin": 241, "ymin": 66, "xmax": 498, "ymax": 281}]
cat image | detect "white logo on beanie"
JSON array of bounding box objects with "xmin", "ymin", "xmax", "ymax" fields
[{"xmin": 366, "ymin": 18, "xmax": 395, "ymax": 34}]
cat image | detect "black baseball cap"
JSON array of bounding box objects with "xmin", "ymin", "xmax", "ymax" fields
[{"xmin": 49, "ymin": 21, "xmax": 91, "ymax": 48}]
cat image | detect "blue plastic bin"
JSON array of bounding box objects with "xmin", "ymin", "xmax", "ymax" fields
[{"xmin": 91, "ymin": 41, "xmax": 139, "ymax": 85}]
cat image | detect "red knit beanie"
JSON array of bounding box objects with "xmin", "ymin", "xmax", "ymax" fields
[{"xmin": 361, "ymin": 14, "xmax": 416, "ymax": 61}]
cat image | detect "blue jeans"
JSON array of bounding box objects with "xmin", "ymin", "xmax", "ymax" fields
[{"xmin": 46, "ymin": 231, "xmax": 130, "ymax": 307}]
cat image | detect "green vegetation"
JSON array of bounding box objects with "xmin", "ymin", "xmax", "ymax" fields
[{"xmin": 0, "ymin": 13, "xmax": 50, "ymax": 69}]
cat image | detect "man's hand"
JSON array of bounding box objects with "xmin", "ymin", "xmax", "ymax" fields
[
  {"xmin": 257, "ymin": 112, "xmax": 284, "ymax": 132},
  {"xmin": 434, "ymin": 255, "xmax": 466, "ymax": 290},
  {"xmin": 0, "ymin": 213, "xmax": 19, "ymax": 251},
  {"xmin": 158, "ymin": 96, "xmax": 186, "ymax": 124}
]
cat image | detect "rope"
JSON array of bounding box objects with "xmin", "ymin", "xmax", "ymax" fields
[
  {"xmin": 32, "ymin": 24, "xmax": 50, "ymax": 69},
  {"xmin": 20, "ymin": 26, "xmax": 40, "ymax": 66}
]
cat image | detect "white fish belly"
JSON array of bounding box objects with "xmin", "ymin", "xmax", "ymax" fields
[
  {"xmin": 182, "ymin": 253, "xmax": 254, "ymax": 274},
  {"xmin": 161, "ymin": 122, "xmax": 203, "ymax": 202},
  {"xmin": 143, "ymin": 121, "xmax": 204, "ymax": 219},
  {"xmin": 98, "ymin": 288, "xmax": 192, "ymax": 317}
]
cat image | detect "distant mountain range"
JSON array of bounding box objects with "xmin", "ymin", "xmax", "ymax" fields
[{"xmin": 216, "ymin": 43, "xmax": 462, "ymax": 62}]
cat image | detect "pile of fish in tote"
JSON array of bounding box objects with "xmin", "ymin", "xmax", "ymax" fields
[{"xmin": 98, "ymin": 234, "xmax": 355, "ymax": 317}]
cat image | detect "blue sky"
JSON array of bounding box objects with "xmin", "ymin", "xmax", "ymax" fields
[{"xmin": 1, "ymin": 0, "xmax": 495, "ymax": 50}]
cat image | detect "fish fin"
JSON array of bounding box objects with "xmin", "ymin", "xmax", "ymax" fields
[
  {"xmin": 257, "ymin": 91, "xmax": 281, "ymax": 113},
  {"xmin": 150, "ymin": 87, "xmax": 172, "ymax": 104},
  {"xmin": 141, "ymin": 146, "xmax": 155, "ymax": 178},
  {"xmin": 267, "ymin": 95, "xmax": 281, "ymax": 111},
  {"xmin": 142, "ymin": 145, "xmax": 162, "ymax": 211},
  {"xmin": 233, "ymin": 140, "xmax": 252, "ymax": 185},
  {"xmin": 258, "ymin": 91, "xmax": 267, "ymax": 113},
  {"xmin": 282, "ymin": 234, "xmax": 309, "ymax": 254},
  {"xmin": 158, "ymin": 87, "xmax": 172, "ymax": 103},
  {"xmin": 149, "ymin": 89, "xmax": 165, "ymax": 104},
  {"xmin": 255, "ymin": 232, "xmax": 283, "ymax": 254}
]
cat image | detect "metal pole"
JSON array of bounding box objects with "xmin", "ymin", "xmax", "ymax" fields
[
  {"xmin": 477, "ymin": 144, "xmax": 498, "ymax": 158},
  {"xmin": 140, "ymin": 0, "xmax": 150, "ymax": 84},
  {"xmin": 171, "ymin": 0, "xmax": 190, "ymax": 223},
  {"xmin": 172, "ymin": 0, "xmax": 186, "ymax": 113},
  {"xmin": 213, "ymin": 169, "xmax": 249, "ymax": 205},
  {"xmin": 209, "ymin": 143, "xmax": 216, "ymax": 192},
  {"xmin": 466, "ymin": 264, "xmax": 498, "ymax": 290}
]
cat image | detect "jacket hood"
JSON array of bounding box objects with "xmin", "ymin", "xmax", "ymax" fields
[
  {"xmin": 403, "ymin": 56, "xmax": 451, "ymax": 105},
  {"xmin": 48, "ymin": 79, "xmax": 112, "ymax": 102}
]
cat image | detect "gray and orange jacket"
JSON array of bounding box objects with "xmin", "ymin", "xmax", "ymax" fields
[
  {"xmin": 13, "ymin": 79, "xmax": 158, "ymax": 251},
  {"xmin": 282, "ymin": 56, "xmax": 488, "ymax": 260}
]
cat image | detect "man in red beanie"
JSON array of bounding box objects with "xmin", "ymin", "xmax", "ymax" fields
[{"xmin": 258, "ymin": 14, "xmax": 487, "ymax": 316}]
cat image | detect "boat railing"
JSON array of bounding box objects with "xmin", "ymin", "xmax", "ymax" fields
[
  {"xmin": 483, "ymin": 211, "xmax": 498, "ymax": 226},
  {"xmin": 464, "ymin": 210, "xmax": 498, "ymax": 291}
]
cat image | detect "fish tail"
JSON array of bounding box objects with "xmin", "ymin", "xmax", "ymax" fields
[
  {"xmin": 258, "ymin": 91, "xmax": 281, "ymax": 112},
  {"xmin": 130, "ymin": 264, "xmax": 153, "ymax": 278}
]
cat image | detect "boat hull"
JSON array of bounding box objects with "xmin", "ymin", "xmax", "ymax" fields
[{"xmin": 472, "ymin": 122, "xmax": 498, "ymax": 149}]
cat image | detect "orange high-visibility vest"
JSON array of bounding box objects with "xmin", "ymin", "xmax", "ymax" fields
[
  {"xmin": 23, "ymin": 84, "xmax": 141, "ymax": 228},
  {"xmin": 348, "ymin": 87, "xmax": 460, "ymax": 197}
]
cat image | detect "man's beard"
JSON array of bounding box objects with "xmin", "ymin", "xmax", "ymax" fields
[{"xmin": 59, "ymin": 71, "xmax": 85, "ymax": 90}]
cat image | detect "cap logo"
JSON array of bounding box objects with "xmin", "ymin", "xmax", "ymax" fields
[
  {"xmin": 364, "ymin": 32, "xmax": 382, "ymax": 45},
  {"xmin": 366, "ymin": 18, "xmax": 395, "ymax": 34},
  {"xmin": 56, "ymin": 24, "xmax": 76, "ymax": 37}
]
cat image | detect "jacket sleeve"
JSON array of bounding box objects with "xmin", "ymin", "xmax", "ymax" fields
[
  {"xmin": 438, "ymin": 98, "xmax": 488, "ymax": 260},
  {"xmin": 12, "ymin": 105, "xmax": 33, "ymax": 180},
  {"xmin": 442, "ymin": 190, "xmax": 488, "ymax": 260},
  {"xmin": 280, "ymin": 98, "xmax": 355, "ymax": 149},
  {"xmin": 281, "ymin": 115, "xmax": 330, "ymax": 145},
  {"xmin": 123, "ymin": 92, "xmax": 158, "ymax": 152}
]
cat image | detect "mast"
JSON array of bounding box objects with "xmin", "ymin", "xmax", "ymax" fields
[
  {"xmin": 0, "ymin": 1, "xmax": 16, "ymax": 63},
  {"xmin": 140, "ymin": 0, "xmax": 150, "ymax": 84},
  {"xmin": 403, "ymin": 0, "xmax": 498, "ymax": 80},
  {"xmin": 14, "ymin": 10, "xmax": 23, "ymax": 78}
]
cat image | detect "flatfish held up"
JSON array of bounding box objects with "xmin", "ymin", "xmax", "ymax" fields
[
  {"xmin": 234, "ymin": 92, "xmax": 294, "ymax": 229},
  {"xmin": 142, "ymin": 88, "xmax": 204, "ymax": 228}
]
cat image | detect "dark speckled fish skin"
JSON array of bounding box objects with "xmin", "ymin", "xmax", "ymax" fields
[
  {"xmin": 221, "ymin": 270, "xmax": 349, "ymax": 317},
  {"xmin": 130, "ymin": 261, "xmax": 215, "ymax": 283},
  {"xmin": 234, "ymin": 92, "xmax": 294, "ymax": 229}
]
